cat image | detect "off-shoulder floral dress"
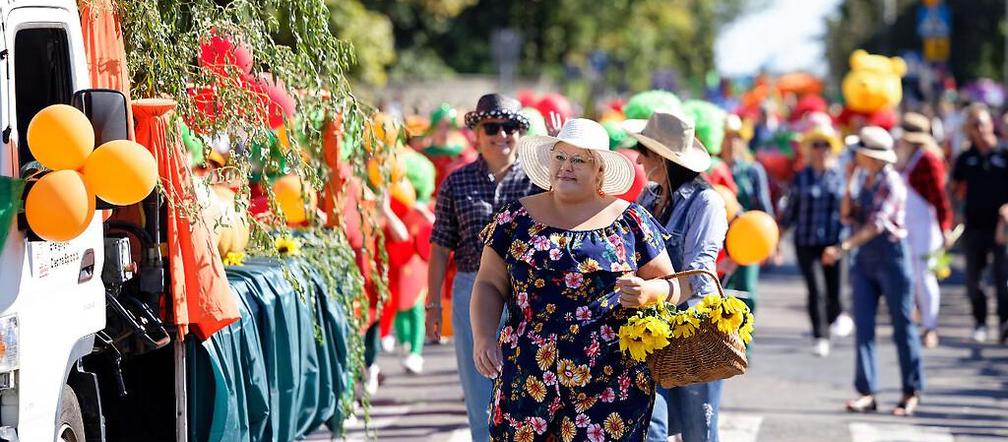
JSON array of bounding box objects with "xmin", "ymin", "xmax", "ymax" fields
[{"xmin": 480, "ymin": 200, "xmax": 669, "ymax": 442}]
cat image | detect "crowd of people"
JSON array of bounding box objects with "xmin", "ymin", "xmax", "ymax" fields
[{"xmin": 356, "ymin": 85, "xmax": 1008, "ymax": 441}]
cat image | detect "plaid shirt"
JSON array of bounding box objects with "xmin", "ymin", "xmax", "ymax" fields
[
  {"xmin": 852, "ymin": 165, "xmax": 907, "ymax": 241},
  {"xmin": 431, "ymin": 157, "xmax": 541, "ymax": 272},
  {"xmin": 903, "ymin": 148, "xmax": 953, "ymax": 231},
  {"xmin": 779, "ymin": 166, "xmax": 845, "ymax": 247}
]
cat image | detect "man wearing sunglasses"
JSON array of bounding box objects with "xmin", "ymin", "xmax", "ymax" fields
[
  {"xmin": 951, "ymin": 103, "xmax": 1008, "ymax": 344},
  {"xmin": 426, "ymin": 93, "xmax": 540, "ymax": 441}
]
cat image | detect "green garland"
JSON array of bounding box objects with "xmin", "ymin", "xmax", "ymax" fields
[{"xmin": 111, "ymin": 0, "xmax": 390, "ymax": 433}]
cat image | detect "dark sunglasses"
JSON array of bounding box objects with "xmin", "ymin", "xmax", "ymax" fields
[
  {"xmin": 482, "ymin": 122, "xmax": 521, "ymax": 135},
  {"xmin": 810, "ymin": 141, "xmax": 832, "ymax": 150}
]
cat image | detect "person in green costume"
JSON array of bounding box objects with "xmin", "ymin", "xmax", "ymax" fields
[
  {"xmin": 423, "ymin": 103, "xmax": 464, "ymax": 157},
  {"xmin": 720, "ymin": 114, "xmax": 774, "ymax": 338},
  {"xmin": 392, "ymin": 149, "xmax": 437, "ymax": 374}
]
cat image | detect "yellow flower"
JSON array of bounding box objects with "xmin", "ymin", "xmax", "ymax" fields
[
  {"xmin": 618, "ymin": 320, "xmax": 650, "ymax": 362},
  {"xmin": 640, "ymin": 316, "xmax": 671, "ymax": 350},
  {"xmin": 670, "ymin": 313, "xmax": 700, "ymax": 338},
  {"xmin": 738, "ymin": 312, "xmax": 755, "ymax": 344},
  {"xmin": 525, "ymin": 376, "xmax": 547, "ymax": 402},
  {"xmin": 557, "ymin": 359, "xmax": 591, "ymax": 388},
  {"xmin": 712, "ymin": 304, "xmax": 745, "ymax": 334},
  {"xmin": 275, "ymin": 236, "xmax": 301, "ymax": 256},
  {"xmin": 604, "ymin": 413, "xmax": 626, "ymax": 439},
  {"xmin": 573, "ymin": 392, "xmax": 597, "ymax": 413},
  {"xmin": 535, "ymin": 342, "xmax": 557, "ymax": 371},
  {"xmin": 222, "ymin": 251, "xmax": 245, "ymax": 266},
  {"xmin": 695, "ymin": 294, "xmax": 722, "ymax": 315},
  {"xmin": 560, "ymin": 417, "xmax": 577, "ymax": 442},
  {"xmin": 723, "ymin": 297, "xmax": 748, "ymax": 314}
]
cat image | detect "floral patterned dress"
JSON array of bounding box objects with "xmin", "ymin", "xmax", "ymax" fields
[{"xmin": 480, "ymin": 200, "xmax": 669, "ymax": 442}]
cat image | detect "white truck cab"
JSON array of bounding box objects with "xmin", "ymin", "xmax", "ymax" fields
[{"xmin": 0, "ymin": 2, "xmax": 142, "ymax": 441}]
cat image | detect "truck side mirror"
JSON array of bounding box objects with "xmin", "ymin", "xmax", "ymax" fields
[{"xmin": 72, "ymin": 89, "xmax": 129, "ymax": 146}]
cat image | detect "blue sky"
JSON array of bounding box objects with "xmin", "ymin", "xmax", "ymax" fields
[{"xmin": 715, "ymin": 0, "xmax": 844, "ymax": 77}]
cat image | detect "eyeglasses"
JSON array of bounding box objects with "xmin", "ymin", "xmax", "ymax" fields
[
  {"xmin": 482, "ymin": 122, "xmax": 521, "ymax": 135},
  {"xmin": 551, "ymin": 151, "xmax": 595, "ymax": 169}
]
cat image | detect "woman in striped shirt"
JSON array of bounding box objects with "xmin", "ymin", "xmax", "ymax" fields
[{"xmin": 779, "ymin": 126, "xmax": 848, "ymax": 357}]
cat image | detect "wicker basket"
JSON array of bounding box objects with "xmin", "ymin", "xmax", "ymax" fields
[{"xmin": 646, "ymin": 269, "xmax": 749, "ymax": 389}]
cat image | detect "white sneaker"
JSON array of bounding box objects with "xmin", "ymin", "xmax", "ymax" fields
[
  {"xmin": 972, "ymin": 325, "xmax": 988, "ymax": 343},
  {"xmin": 381, "ymin": 335, "xmax": 397, "ymax": 353},
  {"xmin": 830, "ymin": 313, "xmax": 854, "ymax": 338},
  {"xmin": 812, "ymin": 338, "xmax": 830, "ymax": 357},
  {"xmin": 403, "ymin": 353, "xmax": 424, "ymax": 375},
  {"xmin": 365, "ymin": 364, "xmax": 381, "ymax": 395}
]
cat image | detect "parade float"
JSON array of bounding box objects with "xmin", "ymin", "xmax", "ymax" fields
[{"xmin": 0, "ymin": 0, "xmax": 391, "ymax": 440}]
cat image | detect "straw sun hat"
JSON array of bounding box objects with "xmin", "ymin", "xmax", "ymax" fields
[
  {"xmin": 518, "ymin": 118, "xmax": 634, "ymax": 195},
  {"xmin": 623, "ymin": 111, "xmax": 712, "ymax": 173},
  {"xmin": 853, "ymin": 126, "xmax": 897, "ymax": 163}
]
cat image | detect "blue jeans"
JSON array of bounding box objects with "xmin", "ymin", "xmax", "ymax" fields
[
  {"xmin": 451, "ymin": 272, "xmax": 507, "ymax": 442},
  {"xmin": 850, "ymin": 236, "xmax": 924, "ymax": 396},
  {"xmin": 647, "ymin": 381, "xmax": 722, "ymax": 442}
]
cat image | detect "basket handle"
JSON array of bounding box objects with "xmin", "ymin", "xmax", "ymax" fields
[{"xmin": 660, "ymin": 268, "xmax": 725, "ymax": 299}]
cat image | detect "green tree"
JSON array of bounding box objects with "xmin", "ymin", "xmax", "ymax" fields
[{"xmin": 826, "ymin": 0, "xmax": 1007, "ymax": 87}]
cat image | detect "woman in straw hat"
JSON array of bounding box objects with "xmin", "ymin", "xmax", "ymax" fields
[
  {"xmin": 625, "ymin": 111, "xmax": 728, "ymax": 442},
  {"xmin": 895, "ymin": 113, "xmax": 953, "ymax": 349},
  {"xmin": 822, "ymin": 126, "xmax": 924, "ymax": 417},
  {"xmin": 779, "ymin": 125, "xmax": 850, "ymax": 358},
  {"xmin": 471, "ymin": 118, "xmax": 681, "ymax": 441}
]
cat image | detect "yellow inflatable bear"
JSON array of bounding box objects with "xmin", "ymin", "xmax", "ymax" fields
[{"xmin": 842, "ymin": 49, "xmax": 907, "ymax": 114}]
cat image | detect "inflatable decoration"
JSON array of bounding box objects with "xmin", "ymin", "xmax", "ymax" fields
[
  {"xmin": 682, "ymin": 100, "xmax": 726, "ymax": 156},
  {"xmin": 726, "ymin": 210, "xmax": 779, "ymax": 266},
  {"xmin": 521, "ymin": 107, "xmax": 549, "ymax": 136},
  {"xmin": 25, "ymin": 170, "xmax": 95, "ymax": 242},
  {"xmin": 838, "ymin": 50, "xmax": 905, "ymax": 131},
  {"xmin": 199, "ymin": 34, "xmax": 254, "ymax": 77},
  {"xmin": 27, "ymin": 105, "xmax": 95, "ymax": 171},
  {"xmin": 713, "ymin": 184, "xmax": 741, "ymax": 222},
  {"xmin": 83, "ymin": 140, "xmax": 158, "ymax": 206},
  {"xmin": 624, "ymin": 90, "xmax": 682, "ymax": 120}
]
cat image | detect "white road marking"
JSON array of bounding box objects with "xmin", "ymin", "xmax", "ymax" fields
[
  {"xmin": 849, "ymin": 423, "xmax": 955, "ymax": 442},
  {"xmin": 718, "ymin": 412, "xmax": 764, "ymax": 442}
]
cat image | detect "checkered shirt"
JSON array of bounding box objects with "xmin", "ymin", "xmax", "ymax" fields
[{"xmin": 431, "ymin": 157, "xmax": 542, "ymax": 272}]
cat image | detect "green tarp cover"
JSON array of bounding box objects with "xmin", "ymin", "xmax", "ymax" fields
[{"xmin": 188, "ymin": 257, "xmax": 354, "ymax": 441}]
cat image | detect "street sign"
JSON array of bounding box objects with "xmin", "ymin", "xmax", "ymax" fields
[
  {"xmin": 923, "ymin": 37, "xmax": 950, "ymax": 62},
  {"xmin": 917, "ymin": 3, "xmax": 951, "ymax": 39}
]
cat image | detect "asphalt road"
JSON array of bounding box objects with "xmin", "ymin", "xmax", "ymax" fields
[{"xmin": 312, "ymin": 255, "xmax": 1008, "ymax": 442}]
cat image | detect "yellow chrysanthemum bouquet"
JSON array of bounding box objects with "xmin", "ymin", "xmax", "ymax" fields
[
  {"xmin": 618, "ymin": 295, "xmax": 754, "ymax": 363},
  {"xmin": 618, "ymin": 269, "xmax": 753, "ymax": 387}
]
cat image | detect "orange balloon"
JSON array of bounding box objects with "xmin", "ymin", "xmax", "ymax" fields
[
  {"xmin": 712, "ymin": 184, "xmax": 741, "ymax": 222},
  {"xmin": 726, "ymin": 210, "xmax": 779, "ymax": 266},
  {"xmin": 272, "ymin": 174, "xmax": 317, "ymax": 225},
  {"xmin": 27, "ymin": 104, "xmax": 95, "ymax": 170},
  {"xmin": 25, "ymin": 170, "xmax": 96, "ymax": 241},
  {"xmin": 83, "ymin": 140, "xmax": 158, "ymax": 205},
  {"xmin": 390, "ymin": 179, "xmax": 416, "ymax": 207}
]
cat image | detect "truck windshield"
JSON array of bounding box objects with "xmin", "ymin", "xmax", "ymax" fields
[{"xmin": 14, "ymin": 27, "xmax": 73, "ymax": 176}]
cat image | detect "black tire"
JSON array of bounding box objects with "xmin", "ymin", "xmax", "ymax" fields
[{"xmin": 56, "ymin": 385, "xmax": 85, "ymax": 442}]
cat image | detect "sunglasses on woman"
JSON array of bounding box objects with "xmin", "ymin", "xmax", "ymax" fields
[
  {"xmin": 482, "ymin": 122, "xmax": 521, "ymax": 135},
  {"xmin": 811, "ymin": 141, "xmax": 832, "ymax": 150}
]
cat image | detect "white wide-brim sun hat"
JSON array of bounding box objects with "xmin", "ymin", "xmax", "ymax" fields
[
  {"xmin": 517, "ymin": 118, "xmax": 634, "ymax": 195},
  {"xmin": 853, "ymin": 125, "xmax": 897, "ymax": 163}
]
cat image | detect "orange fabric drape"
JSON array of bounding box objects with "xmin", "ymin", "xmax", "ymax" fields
[
  {"xmin": 133, "ymin": 98, "xmax": 238, "ymax": 341},
  {"xmin": 79, "ymin": 0, "xmax": 135, "ymax": 140}
]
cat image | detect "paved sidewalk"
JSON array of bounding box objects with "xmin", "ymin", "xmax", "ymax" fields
[{"xmin": 313, "ymin": 259, "xmax": 1008, "ymax": 441}]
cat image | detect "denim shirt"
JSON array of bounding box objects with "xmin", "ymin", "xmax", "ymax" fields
[{"xmin": 638, "ymin": 178, "xmax": 728, "ymax": 298}]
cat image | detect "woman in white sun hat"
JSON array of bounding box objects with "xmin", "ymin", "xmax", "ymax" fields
[
  {"xmin": 471, "ymin": 118, "xmax": 681, "ymax": 441},
  {"xmin": 624, "ymin": 110, "xmax": 729, "ymax": 442},
  {"xmin": 822, "ymin": 126, "xmax": 924, "ymax": 417}
]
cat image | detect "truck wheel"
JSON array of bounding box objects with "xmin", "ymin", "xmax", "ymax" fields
[{"xmin": 56, "ymin": 385, "xmax": 85, "ymax": 442}]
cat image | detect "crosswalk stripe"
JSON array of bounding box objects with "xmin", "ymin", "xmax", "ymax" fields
[
  {"xmin": 719, "ymin": 412, "xmax": 764, "ymax": 442},
  {"xmin": 849, "ymin": 423, "xmax": 955, "ymax": 442},
  {"xmin": 442, "ymin": 428, "xmax": 472, "ymax": 442}
]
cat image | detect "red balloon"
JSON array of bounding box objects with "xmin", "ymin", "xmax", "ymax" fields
[
  {"xmin": 615, "ymin": 149, "xmax": 647, "ymax": 202},
  {"xmin": 517, "ymin": 90, "xmax": 538, "ymax": 108},
  {"xmin": 536, "ymin": 93, "xmax": 574, "ymax": 132},
  {"xmin": 199, "ymin": 34, "xmax": 253, "ymax": 76},
  {"xmin": 254, "ymin": 73, "xmax": 296, "ymax": 129}
]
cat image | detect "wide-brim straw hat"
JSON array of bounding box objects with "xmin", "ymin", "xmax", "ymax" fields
[
  {"xmin": 853, "ymin": 126, "xmax": 897, "ymax": 163},
  {"xmin": 623, "ymin": 111, "xmax": 712, "ymax": 173},
  {"xmin": 517, "ymin": 118, "xmax": 634, "ymax": 195}
]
